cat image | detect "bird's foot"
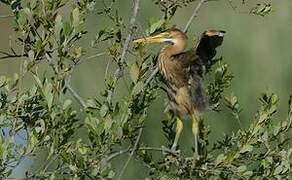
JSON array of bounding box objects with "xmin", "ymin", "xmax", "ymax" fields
[
  {"xmin": 185, "ymin": 152, "xmax": 200, "ymax": 162},
  {"xmin": 161, "ymin": 146, "xmax": 180, "ymax": 156},
  {"xmin": 193, "ymin": 152, "xmax": 200, "ymax": 161}
]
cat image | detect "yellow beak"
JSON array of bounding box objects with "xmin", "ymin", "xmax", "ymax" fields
[{"xmin": 133, "ymin": 32, "xmax": 171, "ymax": 44}]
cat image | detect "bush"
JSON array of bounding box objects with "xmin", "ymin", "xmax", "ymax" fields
[{"xmin": 0, "ymin": 0, "xmax": 290, "ymax": 179}]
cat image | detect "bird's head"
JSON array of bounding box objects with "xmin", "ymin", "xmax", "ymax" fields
[
  {"xmin": 133, "ymin": 28, "xmax": 187, "ymax": 46},
  {"xmin": 133, "ymin": 28, "xmax": 188, "ymax": 55}
]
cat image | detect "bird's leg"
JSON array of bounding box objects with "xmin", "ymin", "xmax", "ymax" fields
[
  {"xmin": 191, "ymin": 114, "xmax": 200, "ymax": 159},
  {"xmin": 171, "ymin": 117, "xmax": 183, "ymax": 151}
]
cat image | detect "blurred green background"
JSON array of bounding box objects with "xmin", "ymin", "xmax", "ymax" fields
[{"xmin": 1, "ymin": 0, "xmax": 292, "ymax": 179}]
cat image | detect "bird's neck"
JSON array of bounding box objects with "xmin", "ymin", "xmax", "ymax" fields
[{"xmin": 162, "ymin": 42, "xmax": 186, "ymax": 58}]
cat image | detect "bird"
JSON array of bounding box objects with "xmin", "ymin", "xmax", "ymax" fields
[{"xmin": 133, "ymin": 28, "xmax": 225, "ymax": 157}]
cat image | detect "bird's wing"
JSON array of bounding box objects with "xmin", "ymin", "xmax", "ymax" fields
[
  {"xmin": 195, "ymin": 30, "xmax": 225, "ymax": 61},
  {"xmin": 173, "ymin": 49, "xmax": 208, "ymax": 112},
  {"xmin": 173, "ymin": 49, "xmax": 200, "ymax": 66}
]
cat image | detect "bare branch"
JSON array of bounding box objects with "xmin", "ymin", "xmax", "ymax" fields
[
  {"xmin": 85, "ymin": 52, "xmax": 106, "ymax": 60},
  {"xmin": 45, "ymin": 53, "xmax": 87, "ymax": 108},
  {"xmin": 143, "ymin": 67, "xmax": 159, "ymax": 88},
  {"xmin": 98, "ymin": 144, "xmax": 179, "ymax": 169},
  {"xmin": 99, "ymin": 146, "xmax": 131, "ymax": 168},
  {"xmin": 107, "ymin": 0, "xmax": 141, "ymax": 103},
  {"xmin": 117, "ymin": 127, "xmax": 143, "ymax": 180},
  {"xmin": 183, "ymin": 0, "xmax": 206, "ymax": 32},
  {"xmin": 66, "ymin": 84, "xmax": 87, "ymax": 108},
  {"xmin": 0, "ymin": 50, "xmax": 27, "ymax": 60},
  {"xmin": 0, "ymin": 14, "xmax": 14, "ymax": 18},
  {"xmin": 120, "ymin": 0, "xmax": 140, "ymax": 65}
]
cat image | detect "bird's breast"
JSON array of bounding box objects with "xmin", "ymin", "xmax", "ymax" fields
[{"xmin": 158, "ymin": 55, "xmax": 188, "ymax": 88}]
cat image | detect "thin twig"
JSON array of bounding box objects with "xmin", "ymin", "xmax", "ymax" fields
[
  {"xmin": 183, "ymin": 0, "xmax": 206, "ymax": 32},
  {"xmin": 117, "ymin": 128, "xmax": 143, "ymax": 180},
  {"xmin": 45, "ymin": 53, "xmax": 58, "ymax": 73},
  {"xmin": 85, "ymin": 52, "xmax": 106, "ymax": 60},
  {"xmin": 107, "ymin": 0, "xmax": 140, "ymax": 103},
  {"xmin": 66, "ymin": 84, "xmax": 86, "ymax": 108},
  {"xmin": 0, "ymin": 50, "xmax": 27, "ymax": 60},
  {"xmin": 143, "ymin": 67, "xmax": 159, "ymax": 88},
  {"xmin": 139, "ymin": 146, "xmax": 179, "ymax": 156},
  {"xmin": 0, "ymin": 14, "xmax": 14, "ymax": 18},
  {"xmin": 45, "ymin": 53, "xmax": 87, "ymax": 108},
  {"xmin": 120, "ymin": 0, "xmax": 140, "ymax": 65},
  {"xmin": 99, "ymin": 144, "xmax": 179, "ymax": 169},
  {"xmin": 99, "ymin": 146, "xmax": 131, "ymax": 168}
]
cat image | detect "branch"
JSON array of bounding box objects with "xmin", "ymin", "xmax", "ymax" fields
[
  {"xmin": 120, "ymin": 0, "xmax": 140, "ymax": 65},
  {"xmin": 85, "ymin": 52, "xmax": 106, "ymax": 60},
  {"xmin": 0, "ymin": 14, "xmax": 14, "ymax": 18},
  {"xmin": 45, "ymin": 53, "xmax": 86, "ymax": 108},
  {"xmin": 183, "ymin": 0, "xmax": 206, "ymax": 32},
  {"xmin": 143, "ymin": 67, "xmax": 159, "ymax": 88},
  {"xmin": 98, "ymin": 144, "xmax": 179, "ymax": 169},
  {"xmin": 117, "ymin": 127, "xmax": 143, "ymax": 180},
  {"xmin": 0, "ymin": 50, "xmax": 27, "ymax": 60},
  {"xmin": 106, "ymin": 0, "xmax": 141, "ymax": 104},
  {"xmin": 66, "ymin": 83, "xmax": 86, "ymax": 108}
]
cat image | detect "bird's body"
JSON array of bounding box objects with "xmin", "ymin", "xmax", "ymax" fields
[
  {"xmin": 134, "ymin": 28, "xmax": 225, "ymax": 156},
  {"xmin": 158, "ymin": 45, "xmax": 207, "ymax": 118}
]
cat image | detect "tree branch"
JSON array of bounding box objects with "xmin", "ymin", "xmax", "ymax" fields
[
  {"xmin": 120, "ymin": 0, "xmax": 140, "ymax": 66},
  {"xmin": 98, "ymin": 144, "xmax": 179, "ymax": 169},
  {"xmin": 184, "ymin": 0, "xmax": 206, "ymax": 32},
  {"xmin": 107, "ymin": 0, "xmax": 141, "ymax": 103},
  {"xmin": 143, "ymin": 67, "xmax": 159, "ymax": 88},
  {"xmin": 0, "ymin": 50, "xmax": 27, "ymax": 60},
  {"xmin": 66, "ymin": 83, "xmax": 86, "ymax": 108},
  {"xmin": 117, "ymin": 127, "xmax": 143, "ymax": 180},
  {"xmin": 45, "ymin": 53, "xmax": 87, "ymax": 108},
  {"xmin": 0, "ymin": 14, "xmax": 14, "ymax": 18}
]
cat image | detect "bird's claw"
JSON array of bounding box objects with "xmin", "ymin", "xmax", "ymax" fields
[
  {"xmin": 161, "ymin": 146, "xmax": 180, "ymax": 156},
  {"xmin": 185, "ymin": 153, "xmax": 200, "ymax": 163}
]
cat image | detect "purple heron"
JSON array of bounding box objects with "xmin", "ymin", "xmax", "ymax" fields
[{"xmin": 134, "ymin": 28, "xmax": 225, "ymax": 156}]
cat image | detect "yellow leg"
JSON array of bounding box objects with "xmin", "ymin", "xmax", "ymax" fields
[
  {"xmin": 171, "ymin": 117, "xmax": 183, "ymax": 151},
  {"xmin": 192, "ymin": 114, "xmax": 200, "ymax": 158}
]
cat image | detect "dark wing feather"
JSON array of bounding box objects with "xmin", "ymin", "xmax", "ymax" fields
[{"xmin": 196, "ymin": 30, "xmax": 225, "ymax": 61}]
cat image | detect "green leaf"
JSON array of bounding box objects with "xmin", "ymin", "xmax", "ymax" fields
[
  {"xmin": 44, "ymin": 82, "xmax": 53, "ymax": 110},
  {"xmin": 0, "ymin": 76, "xmax": 6, "ymax": 88},
  {"xmin": 215, "ymin": 154, "xmax": 226, "ymax": 166},
  {"xmin": 104, "ymin": 117, "xmax": 112, "ymax": 131},
  {"xmin": 273, "ymin": 123, "xmax": 281, "ymax": 136},
  {"xmin": 146, "ymin": 19, "xmax": 165, "ymax": 35},
  {"xmin": 72, "ymin": 8, "xmax": 80, "ymax": 28},
  {"xmin": 32, "ymin": 73, "xmax": 43, "ymax": 89},
  {"xmin": 273, "ymin": 165, "xmax": 283, "ymax": 175},
  {"xmin": 100, "ymin": 104, "xmax": 109, "ymax": 117},
  {"xmin": 28, "ymin": 50, "xmax": 34, "ymax": 61},
  {"xmin": 237, "ymin": 165, "xmax": 247, "ymax": 172},
  {"xmin": 54, "ymin": 14, "xmax": 63, "ymax": 38},
  {"xmin": 132, "ymin": 81, "xmax": 144, "ymax": 96},
  {"xmin": 240, "ymin": 145, "xmax": 253, "ymax": 154},
  {"xmin": 63, "ymin": 99, "xmax": 72, "ymax": 110},
  {"xmin": 130, "ymin": 63, "xmax": 140, "ymax": 83}
]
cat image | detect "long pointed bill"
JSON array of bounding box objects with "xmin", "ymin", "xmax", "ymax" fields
[{"xmin": 133, "ymin": 32, "xmax": 171, "ymax": 44}]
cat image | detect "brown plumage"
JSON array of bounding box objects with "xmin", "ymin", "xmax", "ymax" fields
[{"xmin": 134, "ymin": 28, "xmax": 225, "ymax": 156}]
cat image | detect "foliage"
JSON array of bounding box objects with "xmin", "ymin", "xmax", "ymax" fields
[{"xmin": 0, "ymin": 0, "xmax": 290, "ymax": 179}]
